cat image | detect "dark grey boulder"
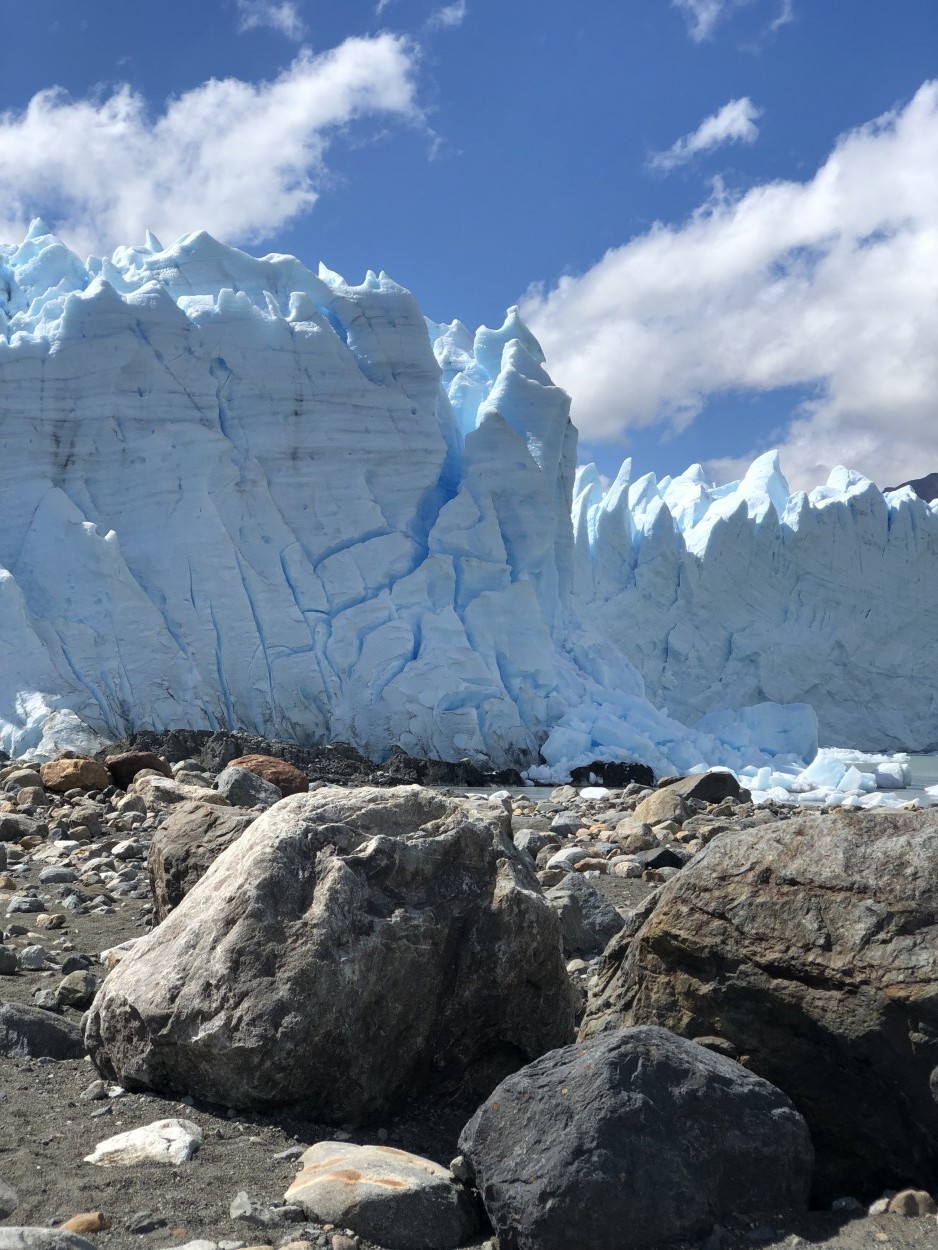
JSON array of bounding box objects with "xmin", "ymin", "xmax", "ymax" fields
[
  {"xmin": 147, "ymin": 800, "xmax": 257, "ymax": 921},
  {"xmin": 0, "ymin": 1001, "xmax": 84, "ymax": 1059},
  {"xmin": 0, "ymin": 814, "xmax": 44, "ymax": 844},
  {"xmin": 512, "ymin": 829, "xmax": 557, "ymax": 860},
  {"xmin": 86, "ymin": 786, "xmax": 576, "ymax": 1122},
  {"xmin": 459, "ymin": 1026, "xmax": 813, "ymax": 1250},
  {"xmin": 631, "ymin": 844, "xmax": 689, "ymax": 871},
  {"xmin": 56, "ymin": 971, "xmax": 99, "ymax": 1010},
  {"xmin": 545, "ymin": 872, "xmax": 625, "ymax": 957},
  {"xmin": 581, "ymin": 808, "xmax": 938, "ymax": 1201},
  {"xmin": 659, "ymin": 770, "xmax": 748, "ymax": 804}
]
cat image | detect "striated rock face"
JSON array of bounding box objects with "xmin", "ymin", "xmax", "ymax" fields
[
  {"xmin": 459, "ymin": 1026, "xmax": 812, "ymax": 1250},
  {"xmin": 86, "ymin": 787, "xmax": 577, "ymax": 1121},
  {"xmin": 580, "ymin": 809, "xmax": 938, "ymax": 1200}
]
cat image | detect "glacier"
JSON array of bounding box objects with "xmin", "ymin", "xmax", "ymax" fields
[
  {"xmin": 573, "ymin": 451, "xmax": 938, "ymax": 752},
  {"xmin": 0, "ymin": 221, "xmax": 934, "ymax": 791}
]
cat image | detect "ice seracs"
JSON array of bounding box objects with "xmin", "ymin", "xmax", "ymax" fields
[
  {"xmin": 573, "ymin": 449, "xmax": 938, "ymax": 753},
  {"xmin": 0, "ymin": 222, "xmax": 933, "ymax": 792}
]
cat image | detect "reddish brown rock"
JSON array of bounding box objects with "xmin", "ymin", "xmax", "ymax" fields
[
  {"xmin": 106, "ymin": 751, "xmax": 173, "ymax": 789},
  {"xmin": 40, "ymin": 757, "xmax": 110, "ymax": 793},
  {"xmin": 228, "ymin": 753, "xmax": 308, "ymax": 796}
]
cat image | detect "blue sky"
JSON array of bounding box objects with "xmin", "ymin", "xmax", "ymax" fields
[{"xmin": 0, "ymin": 0, "xmax": 935, "ymax": 490}]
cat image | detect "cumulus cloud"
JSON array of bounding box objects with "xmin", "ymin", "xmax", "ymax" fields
[
  {"xmin": 674, "ymin": 0, "xmax": 793, "ymax": 43},
  {"xmin": 426, "ymin": 1, "xmax": 468, "ymax": 31},
  {"xmin": 0, "ymin": 35, "xmax": 421, "ymax": 256},
  {"xmin": 651, "ymin": 98, "xmax": 761, "ymax": 171},
  {"xmin": 521, "ymin": 82, "xmax": 938, "ymax": 491},
  {"xmin": 236, "ymin": 0, "xmax": 305, "ymax": 39}
]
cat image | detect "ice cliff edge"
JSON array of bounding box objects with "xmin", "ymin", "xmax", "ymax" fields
[{"xmin": 0, "ymin": 222, "xmax": 930, "ymax": 773}]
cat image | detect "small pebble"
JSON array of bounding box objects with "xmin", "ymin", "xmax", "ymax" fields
[
  {"xmin": 80, "ymin": 1079, "xmax": 109, "ymax": 1101},
  {"xmin": 126, "ymin": 1211, "xmax": 168, "ymax": 1233}
]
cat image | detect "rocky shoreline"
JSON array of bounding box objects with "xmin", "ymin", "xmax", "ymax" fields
[{"xmin": 1, "ymin": 738, "xmax": 936, "ymax": 1250}]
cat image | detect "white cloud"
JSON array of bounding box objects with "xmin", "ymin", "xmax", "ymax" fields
[
  {"xmin": 375, "ymin": 0, "xmax": 394, "ymax": 14},
  {"xmin": 0, "ymin": 35, "xmax": 421, "ymax": 256},
  {"xmin": 651, "ymin": 97, "xmax": 761, "ymax": 172},
  {"xmin": 521, "ymin": 83, "xmax": 938, "ymax": 491},
  {"xmin": 426, "ymin": 1, "xmax": 468, "ymax": 31},
  {"xmin": 768, "ymin": 0, "xmax": 794, "ymax": 34},
  {"xmin": 236, "ymin": 0, "xmax": 305, "ymax": 39},
  {"xmin": 674, "ymin": 0, "xmax": 793, "ymax": 43},
  {"xmin": 674, "ymin": 0, "xmax": 729, "ymax": 41}
]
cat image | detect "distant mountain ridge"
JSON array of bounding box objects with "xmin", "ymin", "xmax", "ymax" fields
[{"xmin": 885, "ymin": 471, "xmax": 938, "ymax": 501}]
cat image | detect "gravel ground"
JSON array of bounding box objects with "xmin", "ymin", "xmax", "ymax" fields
[{"xmin": 2, "ymin": 780, "xmax": 937, "ymax": 1250}]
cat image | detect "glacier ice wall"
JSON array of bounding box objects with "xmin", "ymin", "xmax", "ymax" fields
[
  {"xmin": 573, "ymin": 452, "xmax": 938, "ymax": 751},
  {"xmin": 0, "ymin": 221, "xmax": 928, "ymax": 772}
]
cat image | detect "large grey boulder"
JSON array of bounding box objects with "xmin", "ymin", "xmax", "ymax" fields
[
  {"xmin": 0, "ymin": 814, "xmax": 44, "ymax": 843},
  {"xmin": 459, "ymin": 1026, "xmax": 812, "ymax": 1250},
  {"xmin": 86, "ymin": 786, "xmax": 576, "ymax": 1121},
  {"xmin": 0, "ymin": 1001, "xmax": 84, "ymax": 1059},
  {"xmin": 580, "ymin": 809, "xmax": 938, "ymax": 1200},
  {"xmin": 545, "ymin": 872, "xmax": 625, "ymax": 957},
  {"xmin": 147, "ymin": 801, "xmax": 257, "ymax": 921},
  {"xmin": 214, "ymin": 765, "xmax": 282, "ymax": 809}
]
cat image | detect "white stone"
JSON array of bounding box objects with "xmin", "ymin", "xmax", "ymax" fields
[
  {"xmin": 546, "ymin": 847, "xmax": 590, "ymax": 870},
  {"xmin": 84, "ymin": 1118, "xmax": 203, "ymax": 1166}
]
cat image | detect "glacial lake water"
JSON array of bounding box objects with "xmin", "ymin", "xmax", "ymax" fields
[{"xmin": 906, "ymin": 754, "xmax": 938, "ymax": 794}]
